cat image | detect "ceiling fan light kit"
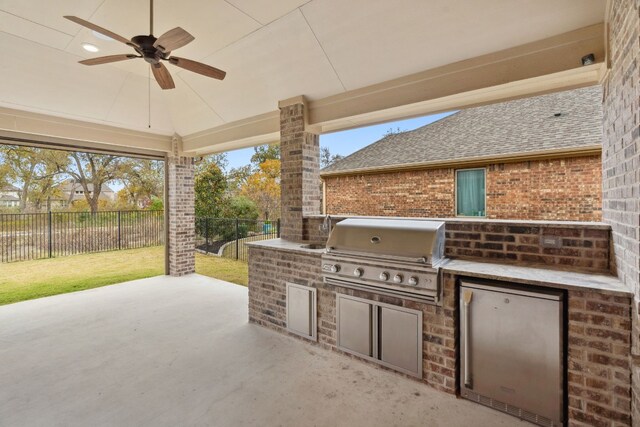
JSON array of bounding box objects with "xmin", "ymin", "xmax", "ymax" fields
[{"xmin": 64, "ymin": 0, "xmax": 226, "ymax": 90}]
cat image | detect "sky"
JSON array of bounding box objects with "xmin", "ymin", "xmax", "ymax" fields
[
  {"xmin": 223, "ymin": 111, "xmax": 456, "ymax": 170},
  {"xmin": 108, "ymin": 111, "xmax": 455, "ymax": 192}
]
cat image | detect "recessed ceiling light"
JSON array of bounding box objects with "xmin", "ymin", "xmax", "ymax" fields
[
  {"xmin": 81, "ymin": 42, "xmax": 99, "ymax": 53},
  {"xmin": 92, "ymin": 30, "xmax": 114, "ymax": 41}
]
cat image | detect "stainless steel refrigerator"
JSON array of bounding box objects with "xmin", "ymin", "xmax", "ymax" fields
[{"xmin": 459, "ymin": 280, "xmax": 564, "ymax": 427}]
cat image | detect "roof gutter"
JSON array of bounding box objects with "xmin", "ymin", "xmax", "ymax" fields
[{"xmin": 320, "ymin": 145, "xmax": 602, "ymax": 178}]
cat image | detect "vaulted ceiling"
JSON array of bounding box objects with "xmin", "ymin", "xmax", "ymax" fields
[{"xmin": 0, "ymin": 0, "xmax": 605, "ymax": 150}]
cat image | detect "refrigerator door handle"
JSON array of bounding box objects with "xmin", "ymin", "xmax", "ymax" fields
[{"xmin": 462, "ymin": 289, "xmax": 473, "ymax": 389}]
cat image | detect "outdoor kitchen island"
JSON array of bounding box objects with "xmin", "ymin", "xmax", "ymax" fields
[{"xmin": 247, "ymin": 219, "xmax": 633, "ymax": 426}]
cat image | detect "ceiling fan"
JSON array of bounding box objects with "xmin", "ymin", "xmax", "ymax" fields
[{"xmin": 64, "ymin": 0, "xmax": 226, "ymax": 90}]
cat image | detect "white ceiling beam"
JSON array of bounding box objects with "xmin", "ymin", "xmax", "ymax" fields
[
  {"xmin": 307, "ymin": 23, "xmax": 605, "ymax": 132},
  {"xmin": 182, "ymin": 110, "xmax": 280, "ymax": 155},
  {"xmin": 181, "ymin": 23, "xmax": 605, "ymax": 154},
  {"xmin": 0, "ymin": 107, "xmax": 171, "ymax": 157}
]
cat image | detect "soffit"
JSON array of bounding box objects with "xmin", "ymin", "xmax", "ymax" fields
[{"xmin": 0, "ymin": 0, "xmax": 605, "ymax": 142}]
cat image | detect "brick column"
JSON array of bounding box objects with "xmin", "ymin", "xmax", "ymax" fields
[
  {"xmin": 166, "ymin": 135, "xmax": 195, "ymax": 276},
  {"xmin": 279, "ymin": 97, "xmax": 321, "ymax": 242},
  {"xmin": 602, "ymin": 0, "xmax": 640, "ymax": 422}
]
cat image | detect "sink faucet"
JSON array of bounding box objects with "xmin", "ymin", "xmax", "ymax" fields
[{"xmin": 321, "ymin": 215, "xmax": 332, "ymax": 233}]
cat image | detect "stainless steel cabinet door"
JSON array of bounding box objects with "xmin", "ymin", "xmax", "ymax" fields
[
  {"xmin": 286, "ymin": 283, "xmax": 317, "ymax": 340},
  {"xmin": 337, "ymin": 296, "xmax": 372, "ymax": 357},
  {"xmin": 380, "ymin": 306, "xmax": 421, "ymax": 376}
]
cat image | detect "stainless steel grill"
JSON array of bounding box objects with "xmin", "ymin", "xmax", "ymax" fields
[{"xmin": 321, "ymin": 218, "xmax": 446, "ymax": 304}]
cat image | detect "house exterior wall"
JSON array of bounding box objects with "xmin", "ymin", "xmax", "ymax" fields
[
  {"xmin": 601, "ymin": 0, "xmax": 640, "ymax": 421},
  {"xmin": 323, "ymin": 155, "xmax": 602, "ymax": 222}
]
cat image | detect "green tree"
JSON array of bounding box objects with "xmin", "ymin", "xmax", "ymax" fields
[
  {"xmin": 0, "ymin": 146, "xmax": 68, "ymax": 211},
  {"xmin": 194, "ymin": 162, "xmax": 227, "ymax": 218},
  {"xmin": 226, "ymin": 165, "xmax": 252, "ymax": 196},
  {"xmin": 195, "ymin": 153, "xmax": 228, "ymax": 175},
  {"xmin": 250, "ymin": 144, "xmax": 280, "ymax": 165},
  {"xmin": 320, "ymin": 146, "xmax": 344, "ymax": 168},
  {"xmin": 118, "ymin": 159, "xmax": 164, "ymax": 208},
  {"xmin": 0, "ymin": 153, "xmax": 10, "ymax": 189},
  {"xmin": 241, "ymin": 158, "xmax": 281, "ymax": 220},
  {"xmin": 147, "ymin": 196, "xmax": 164, "ymax": 211},
  {"xmin": 222, "ymin": 196, "xmax": 259, "ymax": 219},
  {"xmin": 60, "ymin": 152, "xmax": 122, "ymax": 214}
]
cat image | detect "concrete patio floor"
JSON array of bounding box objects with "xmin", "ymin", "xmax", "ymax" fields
[{"xmin": 0, "ymin": 274, "xmax": 523, "ymax": 427}]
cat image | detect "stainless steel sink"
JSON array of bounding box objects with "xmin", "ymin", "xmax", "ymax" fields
[{"xmin": 300, "ymin": 244, "xmax": 325, "ymax": 250}]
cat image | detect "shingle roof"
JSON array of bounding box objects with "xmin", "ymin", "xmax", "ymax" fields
[
  {"xmin": 59, "ymin": 181, "xmax": 115, "ymax": 193},
  {"xmin": 321, "ymin": 86, "xmax": 602, "ymax": 175},
  {"xmin": 1, "ymin": 184, "xmax": 20, "ymax": 192}
]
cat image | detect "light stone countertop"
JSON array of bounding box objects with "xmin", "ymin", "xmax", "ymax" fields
[
  {"xmin": 247, "ymin": 239, "xmax": 632, "ymax": 297},
  {"xmin": 442, "ymin": 259, "xmax": 632, "ymax": 297},
  {"xmin": 303, "ymin": 215, "xmax": 612, "ymax": 229},
  {"xmin": 246, "ymin": 238, "xmax": 325, "ymax": 256}
]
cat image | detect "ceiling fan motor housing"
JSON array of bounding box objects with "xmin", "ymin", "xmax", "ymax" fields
[{"xmin": 131, "ymin": 35, "xmax": 167, "ymax": 64}]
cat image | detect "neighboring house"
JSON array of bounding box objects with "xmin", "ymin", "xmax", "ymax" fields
[
  {"xmin": 51, "ymin": 180, "xmax": 117, "ymax": 208},
  {"xmin": 321, "ymin": 86, "xmax": 603, "ymax": 222},
  {"xmin": 0, "ymin": 184, "xmax": 21, "ymax": 208}
]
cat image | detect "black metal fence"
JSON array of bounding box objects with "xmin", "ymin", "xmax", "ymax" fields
[
  {"xmin": 0, "ymin": 210, "xmax": 164, "ymax": 263},
  {"xmin": 195, "ymin": 218, "xmax": 280, "ymax": 262}
]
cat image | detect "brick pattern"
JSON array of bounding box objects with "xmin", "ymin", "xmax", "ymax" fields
[
  {"xmin": 567, "ymin": 291, "xmax": 632, "ymax": 426},
  {"xmin": 302, "ymin": 217, "xmax": 611, "ymax": 274},
  {"xmin": 445, "ymin": 221, "xmax": 610, "ymax": 274},
  {"xmin": 248, "ymin": 247, "xmax": 456, "ymax": 393},
  {"xmin": 279, "ymin": 102, "xmax": 321, "ymax": 242},
  {"xmin": 601, "ymin": 0, "xmax": 640, "ymax": 421},
  {"xmin": 248, "ymin": 247, "xmax": 334, "ymax": 349},
  {"xmin": 167, "ymin": 139, "xmax": 195, "ymax": 276},
  {"xmin": 324, "ymin": 156, "xmax": 602, "ymax": 222},
  {"xmin": 248, "ymin": 246, "xmax": 633, "ymax": 420},
  {"xmin": 487, "ymin": 156, "xmax": 602, "ymax": 221},
  {"xmin": 324, "ymin": 168, "xmax": 454, "ymax": 218}
]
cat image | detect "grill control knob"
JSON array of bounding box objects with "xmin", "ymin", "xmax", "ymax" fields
[
  {"xmin": 393, "ymin": 274, "xmax": 403, "ymax": 283},
  {"xmin": 330, "ymin": 265, "xmax": 340, "ymax": 273},
  {"xmin": 379, "ymin": 272, "xmax": 390, "ymax": 281},
  {"xmin": 353, "ymin": 268, "xmax": 364, "ymax": 277},
  {"xmin": 408, "ymin": 276, "xmax": 419, "ymax": 286}
]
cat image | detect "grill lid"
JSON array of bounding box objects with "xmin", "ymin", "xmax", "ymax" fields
[{"xmin": 326, "ymin": 218, "xmax": 445, "ymax": 264}]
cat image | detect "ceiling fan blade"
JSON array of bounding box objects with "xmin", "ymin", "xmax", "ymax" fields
[
  {"xmin": 79, "ymin": 54, "xmax": 139, "ymax": 65},
  {"xmin": 151, "ymin": 63, "xmax": 175, "ymax": 90},
  {"xmin": 64, "ymin": 16, "xmax": 133, "ymax": 46},
  {"xmin": 153, "ymin": 27, "xmax": 195, "ymax": 53},
  {"xmin": 168, "ymin": 57, "xmax": 226, "ymax": 80}
]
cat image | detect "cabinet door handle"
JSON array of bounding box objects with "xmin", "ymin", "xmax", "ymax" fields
[{"xmin": 463, "ymin": 289, "xmax": 473, "ymax": 389}]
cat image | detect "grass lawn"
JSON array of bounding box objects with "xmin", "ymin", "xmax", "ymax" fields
[
  {"xmin": 195, "ymin": 253, "xmax": 248, "ymax": 286},
  {"xmin": 0, "ymin": 246, "xmax": 248, "ymax": 306}
]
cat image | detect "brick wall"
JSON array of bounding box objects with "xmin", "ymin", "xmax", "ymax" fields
[
  {"xmin": 323, "ymin": 155, "xmax": 602, "ymax": 222},
  {"xmin": 601, "ymin": 0, "xmax": 640, "ymax": 421},
  {"xmin": 280, "ymin": 101, "xmax": 321, "ymax": 242},
  {"xmin": 445, "ymin": 221, "xmax": 610, "ymax": 274},
  {"xmin": 303, "ymin": 217, "xmax": 611, "ymax": 275},
  {"xmin": 248, "ymin": 246, "xmax": 456, "ymax": 393},
  {"xmin": 487, "ymin": 156, "xmax": 602, "ymax": 221},
  {"xmin": 568, "ymin": 290, "xmax": 632, "ymax": 426},
  {"xmin": 324, "ymin": 168, "xmax": 454, "ymax": 218},
  {"xmin": 167, "ymin": 138, "xmax": 195, "ymax": 276},
  {"xmin": 247, "ymin": 246, "xmax": 632, "ymax": 424}
]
